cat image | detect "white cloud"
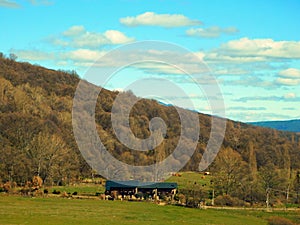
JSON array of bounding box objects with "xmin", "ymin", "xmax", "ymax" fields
[
  {"xmin": 235, "ymin": 95, "xmax": 300, "ymax": 102},
  {"xmin": 282, "ymin": 107, "xmax": 296, "ymax": 111},
  {"xmin": 193, "ymin": 52, "xmax": 205, "ymax": 61},
  {"xmin": 227, "ymin": 106, "xmax": 267, "ymax": 111},
  {"xmin": 0, "ymin": 0, "xmax": 52, "ymax": 8},
  {"xmin": 11, "ymin": 48, "xmax": 106, "ymax": 65},
  {"xmin": 90, "ymin": 50, "xmax": 209, "ymax": 76},
  {"xmin": 73, "ymin": 32, "xmax": 109, "ymax": 47},
  {"xmin": 279, "ymin": 68, "xmax": 300, "ymax": 78},
  {"xmin": 63, "ymin": 25, "xmax": 85, "ymax": 37},
  {"xmin": 11, "ymin": 49, "xmax": 54, "ymax": 60},
  {"xmin": 203, "ymin": 38, "xmax": 300, "ymax": 65},
  {"xmin": 62, "ymin": 49, "xmax": 106, "ymax": 62},
  {"xmin": 284, "ymin": 93, "xmax": 296, "ymax": 99},
  {"xmin": 217, "ymin": 37, "xmax": 300, "ymax": 60},
  {"xmin": 0, "ymin": 0, "xmax": 20, "ymax": 8},
  {"xmin": 54, "ymin": 26, "xmax": 135, "ymax": 48},
  {"xmin": 214, "ymin": 68, "xmax": 248, "ymax": 75},
  {"xmin": 50, "ymin": 38, "xmax": 69, "ymax": 47},
  {"xmin": 227, "ymin": 111, "xmax": 294, "ymax": 123},
  {"xmin": 205, "ymin": 52, "xmax": 266, "ymax": 63},
  {"xmin": 276, "ymin": 77, "xmax": 300, "ymax": 86},
  {"xmin": 120, "ymin": 12, "xmax": 202, "ymax": 27},
  {"xmin": 55, "ymin": 48, "xmax": 210, "ymax": 80},
  {"xmin": 13, "ymin": 47, "xmax": 207, "ymax": 76},
  {"xmin": 222, "ymin": 76, "xmax": 274, "ymax": 88},
  {"xmin": 203, "ymin": 39, "xmax": 300, "ymax": 87},
  {"xmin": 134, "ymin": 62, "xmax": 186, "ymax": 75},
  {"xmin": 275, "ymin": 68, "xmax": 300, "ymax": 86},
  {"xmin": 104, "ymin": 30, "xmax": 134, "ymax": 44},
  {"xmin": 186, "ymin": 26, "xmax": 238, "ymax": 38}
]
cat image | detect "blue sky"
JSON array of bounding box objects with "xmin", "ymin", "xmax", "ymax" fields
[{"xmin": 0, "ymin": 0, "xmax": 300, "ymax": 122}]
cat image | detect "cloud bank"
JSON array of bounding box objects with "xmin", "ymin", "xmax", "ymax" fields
[
  {"xmin": 120, "ymin": 12, "xmax": 202, "ymax": 27},
  {"xmin": 186, "ymin": 26, "xmax": 238, "ymax": 38}
]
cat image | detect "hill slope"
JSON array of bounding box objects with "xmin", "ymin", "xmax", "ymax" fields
[
  {"xmin": 0, "ymin": 55, "xmax": 300, "ymax": 185},
  {"xmin": 250, "ymin": 119, "xmax": 300, "ymax": 133}
]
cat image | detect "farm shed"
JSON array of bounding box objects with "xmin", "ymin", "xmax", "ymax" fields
[{"xmin": 105, "ymin": 180, "xmax": 177, "ymax": 200}]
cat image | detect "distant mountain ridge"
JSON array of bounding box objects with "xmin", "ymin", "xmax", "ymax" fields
[{"xmin": 249, "ymin": 119, "xmax": 300, "ymax": 133}]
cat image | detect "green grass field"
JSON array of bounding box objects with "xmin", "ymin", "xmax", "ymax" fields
[
  {"xmin": 166, "ymin": 172, "xmax": 211, "ymax": 190},
  {"xmin": 1, "ymin": 195, "xmax": 299, "ymax": 225},
  {"xmin": 48, "ymin": 183, "xmax": 105, "ymax": 196},
  {"xmin": 47, "ymin": 172, "xmax": 210, "ymax": 197}
]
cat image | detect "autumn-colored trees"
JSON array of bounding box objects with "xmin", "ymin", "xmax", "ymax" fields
[
  {"xmin": 211, "ymin": 147, "xmax": 248, "ymax": 196},
  {"xmin": 0, "ymin": 56, "xmax": 82, "ymax": 185},
  {"xmin": 1, "ymin": 54, "xmax": 300, "ymax": 207}
]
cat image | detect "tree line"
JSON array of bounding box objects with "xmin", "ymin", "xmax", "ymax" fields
[{"xmin": 0, "ymin": 53, "xmax": 300, "ymax": 206}]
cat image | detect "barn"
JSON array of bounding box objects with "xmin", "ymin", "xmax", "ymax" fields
[{"xmin": 105, "ymin": 180, "xmax": 178, "ymax": 200}]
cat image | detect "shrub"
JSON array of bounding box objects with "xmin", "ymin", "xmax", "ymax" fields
[
  {"xmin": 143, "ymin": 193, "xmax": 151, "ymax": 200},
  {"xmin": 177, "ymin": 193, "xmax": 186, "ymax": 205},
  {"xmin": 52, "ymin": 190, "xmax": 61, "ymax": 195},
  {"xmin": 186, "ymin": 197, "xmax": 200, "ymax": 208},
  {"xmin": 205, "ymin": 199, "xmax": 213, "ymax": 206},
  {"xmin": 214, "ymin": 195, "xmax": 245, "ymax": 207},
  {"xmin": 135, "ymin": 192, "xmax": 143, "ymax": 199},
  {"xmin": 267, "ymin": 216, "xmax": 295, "ymax": 225}
]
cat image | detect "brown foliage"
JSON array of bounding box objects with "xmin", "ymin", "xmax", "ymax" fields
[
  {"xmin": 3, "ymin": 182, "xmax": 11, "ymax": 192},
  {"xmin": 214, "ymin": 195, "xmax": 245, "ymax": 207},
  {"xmin": 0, "ymin": 56, "xmax": 300, "ymax": 192},
  {"xmin": 32, "ymin": 176, "xmax": 43, "ymax": 189}
]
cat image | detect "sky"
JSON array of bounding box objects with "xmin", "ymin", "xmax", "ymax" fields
[{"xmin": 0, "ymin": 0, "xmax": 300, "ymax": 122}]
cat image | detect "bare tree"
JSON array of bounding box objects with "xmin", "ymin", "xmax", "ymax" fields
[
  {"xmin": 212, "ymin": 147, "xmax": 247, "ymax": 195},
  {"xmin": 26, "ymin": 132, "xmax": 68, "ymax": 182}
]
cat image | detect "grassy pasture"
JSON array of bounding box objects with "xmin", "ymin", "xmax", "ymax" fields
[
  {"xmin": 48, "ymin": 183, "xmax": 105, "ymax": 196},
  {"xmin": 166, "ymin": 171, "xmax": 211, "ymax": 190},
  {"xmin": 1, "ymin": 195, "xmax": 299, "ymax": 225},
  {"xmin": 47, "ymin": 172, "xmax": 210, "ymax": 196}
]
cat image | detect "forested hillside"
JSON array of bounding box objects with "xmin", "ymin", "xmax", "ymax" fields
[{"xmin": 1, "ymin": 54, "xmax": 300, "ymax": 194}]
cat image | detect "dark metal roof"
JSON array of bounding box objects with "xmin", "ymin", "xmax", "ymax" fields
[
  {"xmin": 105, "ymin": 180, "xmax": 178, "ymax": 191},
  {"xmin": 140, "ymin": 182, "xmax": 178, "ymax": 189}
]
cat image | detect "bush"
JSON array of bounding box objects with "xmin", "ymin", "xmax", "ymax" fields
[
  {"xmin": 214, "ymin": 195, "xmax": 245, "ymax": 207},
  {"xmin": 143, "ymin": 193, "xmax": 151, "ymax": 200},
  {"xmin": 177, "ymin": 193, "xmax": 186, "ymax": 205},
  {"xmin": 52, "ymin": 190, "xmax": 61, "ymax": 195},
  {"xmin": 205, "ymin": 199, "xmax": 213, "ymax": 206},
  {"xmin": 186, "ymin": 197, "xmax": 200, "ymax": 208},
  {"xmin": 135, "ymin": 192, "xmax": 143, "ymax": 199},
  {"xmin": 267, "ymin": 216, "xmax": 295, "ymax": 225}
]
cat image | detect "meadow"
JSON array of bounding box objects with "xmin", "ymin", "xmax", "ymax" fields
[
  {"xmin": 46, "ymin": 172, "xmax": 210, "ymax": 196},
  {"xmin": 166, "ymin": 172, "xmax": 211, "ymax": 190},
  {"xmin": 1, "ymin": 195, "xmax": 299, "ymax": 225}
]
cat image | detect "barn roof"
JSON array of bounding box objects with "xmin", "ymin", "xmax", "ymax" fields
[{"xmin": 105, "ymin": 180, "xmax": 178, "ymax": 191}]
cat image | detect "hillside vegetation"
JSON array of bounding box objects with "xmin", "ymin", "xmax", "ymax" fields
[{"xmin": 1, "ymin": 55, "xmax": 300, "ymax": 205}]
